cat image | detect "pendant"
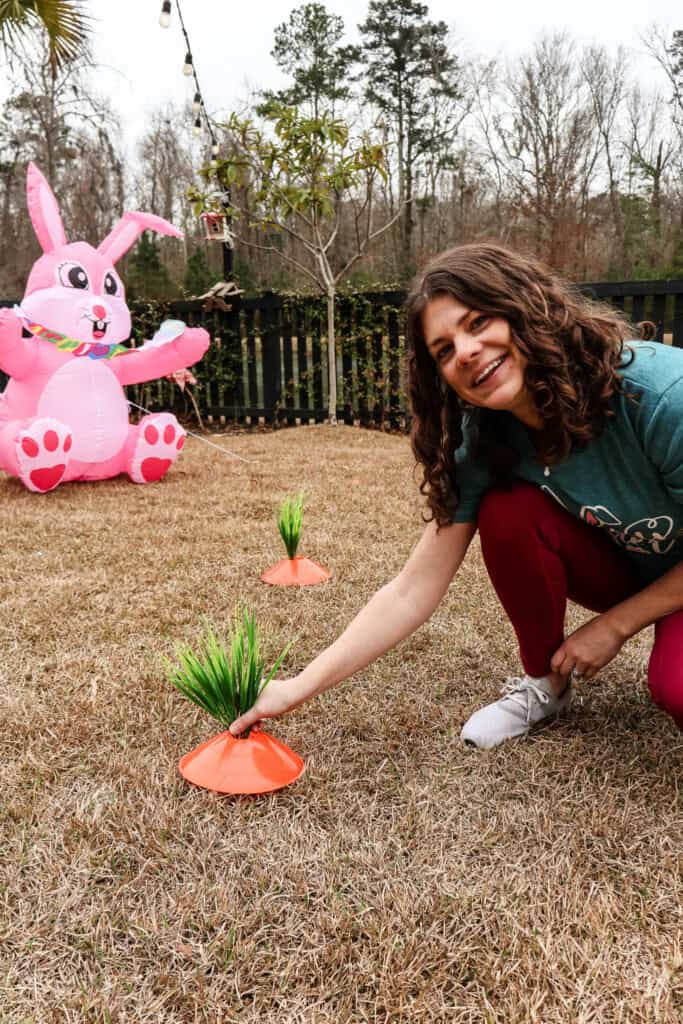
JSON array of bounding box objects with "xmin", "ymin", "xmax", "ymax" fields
[{"xmin": 544, "ymin": 466, "xmax": 550, "ymax": 477}]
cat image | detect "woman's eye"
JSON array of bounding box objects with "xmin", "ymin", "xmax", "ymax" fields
[
  {"xmin": 472, "ymin": 315, "xmax": 490, "ymax": 331},
  {"xmin": 436, "ymin": 345, "xmax": 451, "ymax": 362}
]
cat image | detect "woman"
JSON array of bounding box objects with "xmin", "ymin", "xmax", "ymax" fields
[{"xmin": 231, "ymin": 244, "xmax": 683, "ymax": 749}]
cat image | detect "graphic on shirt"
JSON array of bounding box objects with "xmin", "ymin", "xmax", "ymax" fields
[
  {"xmin": 540, "ymin": 485, "xmax": 568, "ymax": 510},
  {"xmin": 580, "ymin": 503, "xmax": 676, "ymax": 555},
  {"xmin": 580, "ymin": 505, "xmax": 621, "ymax": 528}
]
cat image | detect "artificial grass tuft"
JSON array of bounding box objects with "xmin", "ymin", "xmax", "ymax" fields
[
  {"xmin": 166, "ymin": 611, "xmax": 290, "ymax": 738},
  {"xmin": 278, "ymin": 492, "xmax": 305, "ymax": 559}
]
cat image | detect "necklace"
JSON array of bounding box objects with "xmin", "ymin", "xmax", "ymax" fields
[{"xmin": 19, "ymin": 314, "xmax": 129, "ymax": 361}]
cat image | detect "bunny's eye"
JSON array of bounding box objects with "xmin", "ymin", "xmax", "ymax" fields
[
  {"xmin": 104, "ymin": 271, "xmax": 121, "ymax": 296},
  {"xmin": 58, "ymin": 262, "xmax": 89, "ymax": 290}
]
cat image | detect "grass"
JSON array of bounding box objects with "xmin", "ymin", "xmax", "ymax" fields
[
  {"xmin": 0, "ymin": 424, "xmax": 682, "ymax": 1022},
  {"xmin": 166, "ymin": 613, "xmax": 290, "ymax": 738}
]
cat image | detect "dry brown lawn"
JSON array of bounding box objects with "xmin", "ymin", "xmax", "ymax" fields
[{"xmin": 1, "ymin": 424, "xmax": 682, "ymax": 1023}]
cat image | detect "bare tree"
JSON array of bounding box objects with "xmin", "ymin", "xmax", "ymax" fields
[
  {"xmin": 620, "ymin": 85, "xmax": 678, "ymax": 274},
  {"xmin": 0, "ymin": 39, "xmax": 122, "ymax": 294},
  {"xmin": 477, "ymin": 34, "xmax": 602, "ymax": 274},
  {"xmin": 580, "ymin": 45, "xmax": 629, "ymax": 267},
  {"xmin": 642, "ymin": 25, "xmax": 683, "ymax": 139}
]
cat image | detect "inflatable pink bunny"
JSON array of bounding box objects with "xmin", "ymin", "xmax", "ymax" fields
[{"xmin": 0, "ymin": 162, "xmax": 210, "ymax": 492}]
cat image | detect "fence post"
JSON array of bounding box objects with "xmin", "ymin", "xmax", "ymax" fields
[{"xmin": 260, "ymin": 291, "xmax": 281, "ymax": 423}]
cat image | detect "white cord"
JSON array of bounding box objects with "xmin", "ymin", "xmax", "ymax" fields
[{"xmin": 126, "ymin": 400, "xmax": 255, "ymax": 464}]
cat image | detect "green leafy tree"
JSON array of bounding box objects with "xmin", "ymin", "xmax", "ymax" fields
[
  {"xmin": 190, "ymin": 104, "xmax": 403, "ymax": 423},
  {"xmin": 259, "ymin": 2, "xmax": 353, "ymax": 119},
  {"xmin": 353, "ymin": 0, "xmax": 463, "ymax": 276},
  {"xmin": 667, "ymin": 229, "xmax": 683, "ymax": 278},
  {"xmin": 0, "ymin": 0, "xmax": 91, "ymax": 69}
]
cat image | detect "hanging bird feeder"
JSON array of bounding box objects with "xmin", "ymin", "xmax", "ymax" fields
[{"xmin": 200, "ymin": 210, "xmax": 233, "ymax": 245}]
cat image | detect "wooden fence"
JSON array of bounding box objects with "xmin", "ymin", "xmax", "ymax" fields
[
  {"xmin": 145, "ymin": 290, "xmax": 407, "ymax": 429},
  {"xmin": 2, "ymin": 279, "xmax": 683, "ymax": 427}
]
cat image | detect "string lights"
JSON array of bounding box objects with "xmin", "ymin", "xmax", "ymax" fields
[
  {"xmin": 158, "ymin": 0, "xmax": 217, "ymax": 150},
  {"xmin": 158, "ymin": 0, "xmax": 233, "ymax": 276}
]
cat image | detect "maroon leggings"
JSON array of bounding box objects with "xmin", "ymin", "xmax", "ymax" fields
[{"xmin": 477, "ymin": 482, "xmax": 683, "ymax": 731}]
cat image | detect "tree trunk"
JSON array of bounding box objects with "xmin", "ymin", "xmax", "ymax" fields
[
  {"xmin": 327, "ymin": 287, "xmax": 337, "ymax": 425},
  {"xmin": 652, "ymin": 140, "xmax": 663, "ymax": 240}
]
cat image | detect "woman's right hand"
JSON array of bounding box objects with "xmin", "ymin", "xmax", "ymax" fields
[{"xmin": 229, "ymin": 677, "xmax": 301, "ymax": 737}]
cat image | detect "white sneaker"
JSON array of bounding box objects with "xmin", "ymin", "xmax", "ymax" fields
[{"xmin": 460, "ymin": 675, "xmax": 573, "ymax": 750}]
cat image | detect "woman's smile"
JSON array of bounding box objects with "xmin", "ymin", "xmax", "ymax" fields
[
  {"xmin": 472, "ymin": 353, "xmax": 509, "ymax": 388},
  {"xmin": 421, "ymin": 294, "xmax": 542, "ymax": 428}
]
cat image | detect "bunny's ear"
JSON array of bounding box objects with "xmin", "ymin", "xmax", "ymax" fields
[
  {"xmin": 98, "ymin": 212, "xmax": 183, "ymax": 264},
  {"xmin": 26, "ymin": 162, "xmax": 67, "ymax": 253}
]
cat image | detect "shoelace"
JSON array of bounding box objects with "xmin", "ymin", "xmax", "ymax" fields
[{"xmin": 499, "ymin": 676, "xmax": 550, "ymax": 723}]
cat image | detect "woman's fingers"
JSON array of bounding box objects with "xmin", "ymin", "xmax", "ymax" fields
[
  {"xmin": 228, "ymin": 679, "xmax": 296, "ymax": 736},
  {"xmin": 229, "ymin": 709, "xmax": 261, "ymax": 736},
  {"xmin": 551, "ymin": 642, "xmax": 593, "ymax": 681}
]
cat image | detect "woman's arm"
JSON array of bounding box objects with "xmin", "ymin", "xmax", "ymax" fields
[
  {"xmin": 607, "ymin": 560, "xmax": 683, "ymax": 637},
  {"xmin": 551, "ymin": 559, "xmax": 683, "ymax": 680},
  {"xmin": 229, "ymin": 519, "xmax": 477, "ymax": 734}
]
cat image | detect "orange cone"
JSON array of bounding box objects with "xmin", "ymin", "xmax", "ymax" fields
[
  {"xmin": 260, "ymin": 555, "xmax": 331, "ymax": 586},
  {"xmin": 179, "ymin": 730, "xmax": 305, "ymax": 794}
]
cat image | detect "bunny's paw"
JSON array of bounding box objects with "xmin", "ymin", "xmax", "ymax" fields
[
  {"xmin": 129, "ymin": 413, "xmax": 186, "ymax": 484},
  {"xmin": 17, "ymin": 418, "xmax": 72, "ymax": 493}
]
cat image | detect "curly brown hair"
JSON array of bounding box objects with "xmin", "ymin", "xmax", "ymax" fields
[{"xmin": 406, "ymin": 243, "xmax": 633, "ymax": 527}]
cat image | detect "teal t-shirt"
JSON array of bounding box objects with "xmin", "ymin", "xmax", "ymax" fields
[{"xmin": 453, "ymin": 341, "xmax": 683, "ymax": 584}]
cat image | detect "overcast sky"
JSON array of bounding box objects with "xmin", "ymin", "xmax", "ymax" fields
[{"xmin": 55, "ymin": 1, "xmax": 683, "ymax": 153}]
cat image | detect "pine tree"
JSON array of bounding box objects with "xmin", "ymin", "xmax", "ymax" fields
[
  {"xmin": 183, "ymin": 247, "xmax": 218, "ymax": 297},
  {"xmin": 258, "ymin": 2, "xmax": 353, "ymax": 119},
  {"xmin": 353, "ymin": 0, "xmax": 463, "ymax": 278},
  {"xmin": 125, "ymin": 232, "xmax": 174, "ymax": 301}
]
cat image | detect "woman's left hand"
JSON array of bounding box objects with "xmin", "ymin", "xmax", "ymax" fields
[{"xmin": 550, "ymin": 613, "xmax": 626, "ymax": 681}]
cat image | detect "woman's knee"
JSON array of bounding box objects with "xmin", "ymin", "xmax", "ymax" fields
[
  {"xmin": 648, "ymin": 616, "xmax": 683, "ymax": 730},
  {"xmin": 648, "ymin": 673, "xmax": 683, "ymax": 731},
  {"xmin": 478, "ymin": 482, "xmax": 551, "ymax": 542}
]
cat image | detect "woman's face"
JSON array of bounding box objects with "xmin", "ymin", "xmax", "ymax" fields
[{"xmin": 421, "ymin": 294, "xmax": 541, "ymax": 428}]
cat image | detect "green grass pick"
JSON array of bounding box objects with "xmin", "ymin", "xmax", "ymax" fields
[
  {"xmin": 278, "ymin": 492, "xmax": 305, "ymax": 559},
  {"xmin": 166, "ymin": 611, "xmax": 291, "ymax": 739}
]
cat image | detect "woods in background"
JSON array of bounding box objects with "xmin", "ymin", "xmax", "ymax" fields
[{"xmin": 0, "ymin": 1, "xmax": 681, "ymax": 300}]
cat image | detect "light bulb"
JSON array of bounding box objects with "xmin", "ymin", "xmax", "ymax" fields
[
  {"xmin": 159, "ymin": 0, "xmax": 171, "ymax": 28},
  {"xmin": 211, "ymin": 143, "xmax": 219, "ymax": 157},
  {"xmin": 192, "ymin": 91, "xmax": 201, "ymax": 115},
  {"xmin": 193, "ymin": 116, "xmax": 201, "ymax": 137},
  {"xmin": 183, "ymin": 51, "xmax": 193, "ymax": 76}
]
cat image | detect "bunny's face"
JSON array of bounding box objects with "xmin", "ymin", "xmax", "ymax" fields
[
  {"xmin": 22, "ymin": 241, "xmax": 131, "ymax": 346},
  {"xmin": 21, "ymin": 162, "xmax": 183, "ymax": 348}
]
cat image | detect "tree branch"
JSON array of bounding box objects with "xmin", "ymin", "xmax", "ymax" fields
[
  {"xmin": 334, "ymin": 202, "xmax": 406, "ymax": 284},
  {"xmin": 231, "ymin": 232, "xmax": 323, "ymax": 289}
]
